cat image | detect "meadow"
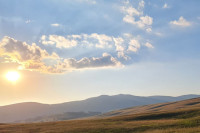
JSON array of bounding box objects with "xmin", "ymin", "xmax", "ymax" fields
[{"xmin": 0, "ymin": 107, "xmax": 200, "ymax": 133}]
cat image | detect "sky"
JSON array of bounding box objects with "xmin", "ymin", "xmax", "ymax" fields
[{"xmin": 0, "ymin": 0, "xmax": 200, "ymax": 106}]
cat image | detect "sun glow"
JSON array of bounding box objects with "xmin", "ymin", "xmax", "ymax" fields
[{"xmin": 6, "ymin": 71, "xmax": 20, "ymax": 82}]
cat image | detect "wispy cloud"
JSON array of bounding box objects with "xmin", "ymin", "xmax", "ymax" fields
[
  {"xmin": 78, "ymin": 0, "xmax": 96, "ymax": 4},
  {"xmin": 170, "ymin": 16, "xmax": 191, "ymax": 27},
  {"xmin": 163, "ymin": 3, "xmax": 169, "ymax": 9},
  {"xmin": 121, "ymin": 0, "xmax": 153, "ymax": 32},
  {"xmin": 25, "ymin": 20, "xmax": 31, "ymax": 24},
  {"xmin": 51, "ymin": 23, "xmax": 60, "ymax": 27},
  {"xmin": 144, "ymin": 42, "xmax": 154, "ymax": 49}
]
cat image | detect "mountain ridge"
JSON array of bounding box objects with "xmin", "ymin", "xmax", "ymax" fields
[{"xmin": 0, "ymin": 94, "xmax": 199, "ymax": 123}]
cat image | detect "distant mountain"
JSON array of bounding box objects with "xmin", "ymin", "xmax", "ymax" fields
[{"xmin": 0, "ymin": 94, "xmax": 199, "ymax": 123}]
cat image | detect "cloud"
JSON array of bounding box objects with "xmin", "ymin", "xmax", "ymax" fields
[
  {"xmin": 40, "ymin": 35, "xmax": 78, "ymax": 48},
  {"xmin": 59, "ymin": 53, "xmax": 122, "ymax": 70},
  {"xmin": 0, "ymin": 36, "xmax": 122, "ymax": 73},
  {"xmin": 163, "ymin": 3, "xmax": 169, "ymax": 9},
  {"xmin": 0, "ymin": 36, "xmax": 60, "ymax": 72},
  {"xmin": 113, "ymin": 37, "xmax": 129, "ymax": 60},
  {"xmin": 0, "ymin": 27, "xmax": 155, "ymax": 74},
  {"xmin": 138, "ymin": 0, "xmax": 145, "ymax": 9},
  {"xmin": 128, "ymin": 39, "xmax": 140, "ymax": 52},
  {"xmin": 121, "ymin": 0, "xmax": 153, "ymax": 32},
  {"xmin": 170, "ymin": 16, "xmax": 191, "ymax": 27},
  {"xmin": 51, "ymin": 23, "xmax": 60, "ymax": 27},
  {"xmin": 137, "ymin": 16, "xmax": 153, "ymax": 28},
  {"xmin": 89, "ymin": 33, "xmax": 113, "ymax": 48},
  {"xmin": 41, "ymin": 34, "xmax": 113, "ymax": 49},
  {"xmin": 0, "ymin": 36, "xmax": 49, "ymax": 62},
  {"xmin": 76, "ymin": 0, "xmax": 96, "ymax": 4},
  {"xmin": 144, "ymin": 42, "xmax": 154, "ymax": 49},
  {"xmin": 25, "ymin": 20, "xmax": 31, "ymax": 24},
  {"xmin": 40, "ymin": 33, "xmax": 153, "ymax": 60}
]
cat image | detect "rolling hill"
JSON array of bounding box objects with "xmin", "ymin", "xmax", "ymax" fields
[
  {"xmin": 0, "ymin": 94, "xmax": 199, "ymax": 123},
  {"xmin": 0, "ymin": 97, "xmax": 200, "ymax": 133}
]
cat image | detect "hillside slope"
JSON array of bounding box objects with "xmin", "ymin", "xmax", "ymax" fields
[
  {"xmin": 99, "ymin": 97, "xmax": 200, "ymax": 118},
  {"xmin": 0, "ymin": 97, "xmax": 200, "ymax": 133},
  {"xmin": 0, "ymin": 94, "xmax": 199, "ymax": 123}
]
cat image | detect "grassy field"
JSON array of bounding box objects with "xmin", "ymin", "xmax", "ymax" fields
[{"xmin": 0, "ymin": 107, "xmax": 200, "ymax": 133}]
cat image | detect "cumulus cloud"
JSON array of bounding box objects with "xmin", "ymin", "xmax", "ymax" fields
[
  {"xmin": 41, "ymin": 34, "xmax": 113, "ymax": 49},
  {"xmin": 121, "ymin": 0, "xmax": 153, "ymax": 32},
  {"xmin": 0, "ymin": 36, "xmax": 49, "ymax": 62},
  {"xmin": 89, "ymin": 33, "xmax": 113, "ymax": 48},
  {"xmin": 128, "ymin": 39, "xmax": 140, "ymax": 52},
  {"xmin": 170, "ymin": 16, "xmax": 191, "ymax": 27},
  {"xmin": 58, "ymin": 53, "xmax": 122, "ymax": 70},
  {"xmin": 0, "ymin": 36, "xmax": 122, "ymax": 73},
  {"xmin": 0, "ymin": 36, "xmax": 60, "ymax": 72},
  {"xmin": 40, "ymin": 33, "xmax": 153, "ymax": 61},
  {"xmin": 40, "ymin": 35, "xmax": 77, "ymax": 48},
  {"xmin": 0, "ymin": 29, "xmax": 155, "ymax": 74},
  {"xmin": 113, "ymin": 37, "xmax": 129, "ymax": 60}
]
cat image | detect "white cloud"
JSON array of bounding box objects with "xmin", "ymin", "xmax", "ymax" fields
[
  {"xmin": 40, "ymin": 33, "xmax": 152, "ymax": 59},
  {"xmin": 51, "ymin": 23, "xmax": 60, "ymax": 27},
  {"xmin": 41, "ymin": 35, "xmax": 77, "ymax": 48},
  {"xmin": 146, "ymin": 28, "xmax": 152, "ymax": 33},
  {"xmin": 163, "ymin": 3, "xmax": 169, "ymax": 9},
  {"xmin": 113, "ymin": 37, "xmax": 129, "ymax": 60},
  {"xmin": 41, "ymin": 34, "xmax": 113, "ymax": 49},
  {"xmin": 170, "ymin": 16, "xmax": 191, "ymax": 27},
  {"xmin": 122, "ymin": 6, "xmax": 141, "ymax": 16},
  {"xmin": 144, "ymin": 42, "xmax": 154, "ymax": 49},
  {"xmin": 89, "ymin": 33, "xmax": 113, "ymax": 48},
  {"xmin": 128, "ymin": 39, "xmax": 140, "ymax": 52},
  {"xmin": 78, "ymin": 0, "xmax": 96, "ymax": 4},
  {"xmin": 121, "ymin": 0, "xmax": 153, "ymax": 32},
  {"xmin": 137, "ymin": 15, "xmax": 153, "ymax": 29},
  {"xmin": 123, "ymin": 15, "xmax": 136, "ymax": 24},
  {"xmin": 138, "ymin": 0, "xmax": 145, "ymax": 10},
  {"xmin": 25, "ymin": 20, "xmax": 31, "ymax": 24}
]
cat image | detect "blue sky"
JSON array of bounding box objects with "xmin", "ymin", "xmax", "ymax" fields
[{"xmin": 0, "ymin": 0, "xmax": 200, "ymax": 105}]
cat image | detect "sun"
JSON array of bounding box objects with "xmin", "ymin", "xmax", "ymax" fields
[{"xmin": 6, "ymin": 71, "xmax": 20, "ymax": 82}]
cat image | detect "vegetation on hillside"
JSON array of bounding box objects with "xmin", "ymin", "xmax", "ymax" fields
[{"xmin": 0, "ymin": 107, "xmax": 200, "ymax": 133}]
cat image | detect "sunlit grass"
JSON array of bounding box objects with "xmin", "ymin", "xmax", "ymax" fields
[{"xmin": 0, "ymin": 108, "xmax": 200, "ymax": 133}]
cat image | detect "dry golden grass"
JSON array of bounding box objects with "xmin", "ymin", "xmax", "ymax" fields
[{"xmin": 0, "ymin": 108, "xmax": 200, "ymax": 133}]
